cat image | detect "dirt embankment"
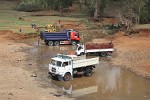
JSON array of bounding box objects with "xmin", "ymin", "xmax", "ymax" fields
[
  {"xmin": 112, "ymin": 31, "xmax": 150, "ymax": 78},
  {"xmin": 0, "ymin": 30, "xmax": 72, "ymax": 100},
  {"xmin": 94, "ymin": 30, "xmax": 150, "ymax": 78}
]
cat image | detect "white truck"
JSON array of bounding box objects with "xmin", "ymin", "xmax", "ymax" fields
[
  {"xmin": 75, "ymin": 42, "xmax": 114, "ymax": 56},
  {"xmin": 49, "ymin": 54, "xmax": 99, "ymax": 81}
]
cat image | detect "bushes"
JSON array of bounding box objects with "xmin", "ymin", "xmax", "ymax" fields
[
  {"xmin": 140, "ymin": 8, "xmax": 150, "ymax": 24},
  {"xmin": 17, "ymin": 3, "xmax": 41, "ymax": 12}
]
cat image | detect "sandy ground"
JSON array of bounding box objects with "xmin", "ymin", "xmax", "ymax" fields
[{"xmin": 0, "ymin": 30, "xmax": 73, "ymax": 100}]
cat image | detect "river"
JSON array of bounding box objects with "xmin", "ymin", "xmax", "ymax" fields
[{"xmin": 22, "ymin": 38, "xmax": 150, "ymax": 100}]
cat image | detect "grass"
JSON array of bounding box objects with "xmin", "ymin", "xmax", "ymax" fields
[
  {"xmin": 0, "ymin": 0, "xmax": 87, "ymax": 34},
  {"xmin": 0, "ymin": 9, "xmax": 85, "ymax": 34},
  {"xmin": 0, "ymin": 0, "xmax": 149, "ymax": 34},
  {"xmin": 0, "ymin": 9, "xmax": 150, "ymax": 34}
]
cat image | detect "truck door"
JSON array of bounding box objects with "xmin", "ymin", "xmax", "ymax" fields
[
  {"xmin": 70, "ymin": 31, "xmax": 80, "ymax": 40},
  {"xmin": 62, "ymin": 61, "xmax": 72, "ymax": 76},
  {"xmin": 67, "ymin": 32, "xmax": 71, "ymax": 39},
  {"xmin": 76, "ymin": 44, "xmax": 84, "ymax": 55}
]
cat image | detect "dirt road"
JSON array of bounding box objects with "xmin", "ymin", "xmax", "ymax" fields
[{"xmin": 0, "ymin": 31, "xmax": 73, "ymax": 100}]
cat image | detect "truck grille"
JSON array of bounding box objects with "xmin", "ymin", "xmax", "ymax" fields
[{"xmin": 52, "ymin": 67, "xmax": 56, "ymax": 72}]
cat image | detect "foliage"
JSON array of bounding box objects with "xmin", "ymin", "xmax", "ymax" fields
[
  {"xmin": 78, "ymin": 0, "xmax": 109, "ymax": 18},
  {"xmin": 16, "ymin": 2, "xmax": 41, "ymax": 12},
  {"xmin": 15, "ymin": 0, "xmax": 150, "ymax": 24},
  {"xmin": 100, "ymin": 0, "xmax": 109, "ymax": 16},
  {"xmin": 140, "ymin": 7, "xmax": 150, "ymax": 24}
]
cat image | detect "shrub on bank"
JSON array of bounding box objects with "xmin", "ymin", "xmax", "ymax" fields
[
  {"xmin": 16, "ymin": 3, "xmax": 41, "ymax": 12},
  {"xmin": 140, "ymin": 9, "xmax": 150, "ymax": 24}
]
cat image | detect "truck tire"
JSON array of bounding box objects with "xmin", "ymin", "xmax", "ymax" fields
[
  {"xmin": 48, "ymin": 41, "xmax": 53, "ymax": 46},
  {"xmin": 71, "ymin": 41, "xmax": 77, "ymax": 45},
  {"xmin": 100, "ymin": 52, "xmax": 107, "ymax": 57},
  {"xmin": 85, "ymin": 67, "xmax": 92, "ymax": 77},
  {"xmin": 45, "ymin": 42, "xmax": 48, "ymax": 45},
  {"xmin": 44, "ymin": 40, "xmax": 48, "ymax": 45},
  {"xmin": 54, "ymin": 41, "xmax": 60, "ymax": 46},
  {"xmin": 80, "ymin": 52, "xmax": 85, "ymax": 56},
  {"xmin": 63, "ymin": 73, "xmax": 71, "ymax": 81}
]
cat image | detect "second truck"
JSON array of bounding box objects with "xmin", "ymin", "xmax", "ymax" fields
[{"xmin": 76, "ymin": 41, "xmax": 114, "ymax": 56}]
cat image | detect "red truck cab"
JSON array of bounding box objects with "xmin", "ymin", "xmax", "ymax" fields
[{"xmin": 70, "ymin": 31, "xmax": 80, "ymax": 41}]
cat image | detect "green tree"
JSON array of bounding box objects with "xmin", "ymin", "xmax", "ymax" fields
[
  {"xmin": 121, "ymin": 0, "xmax": 146, "ymax": 24},
  {"xmin": 78, "ymin": 0, "xmax": 109, "ymax": 18}
]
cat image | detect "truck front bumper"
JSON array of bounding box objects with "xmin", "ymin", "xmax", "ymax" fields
[{"xmin": 49, "ymin": 72, "xmax": 64, "ymax": 80}]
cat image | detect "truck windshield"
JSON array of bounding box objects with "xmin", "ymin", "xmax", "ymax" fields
[
  {"xmin": 78, "ymin": 46, "xmax": 82, "ymax": 51},
  {"xmin": 75, "ymin": 32, "xmax": 79, "ymax": 38},
  {"xmin": 51, "ymin": 60, "xmax": 62, "ymax": 67}
]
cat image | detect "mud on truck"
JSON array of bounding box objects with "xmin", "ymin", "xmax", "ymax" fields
[{"xmin": 49, "ymin": 54, "xmax": 99, "ymax": 81}]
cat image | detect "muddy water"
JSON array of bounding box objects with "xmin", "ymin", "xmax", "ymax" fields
[{"xmin": 22, "ymin": 38, "xmax": 150, "ymax": 100}]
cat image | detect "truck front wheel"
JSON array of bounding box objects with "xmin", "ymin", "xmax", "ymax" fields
[
  {"xmin": 85, "ymin": 67, "xmax": 92, "ymax": 77},
  {"xmin": 63, "ymin": 73, "xmax": 71, "ymax": 81},
  {"xmin": 71, "ymin": 41, "xmax": 77, "ymax": 45},
  {"xmin": 48, "ymin": 41, "xmax": 53, "ymax": 46},
  {"xmin": 80, "ymin": 52, "xmax": 85, "ymax": 56},
  {"xmin": 100, "ymin": 52, "xmax": 107, "ymax": 57}
]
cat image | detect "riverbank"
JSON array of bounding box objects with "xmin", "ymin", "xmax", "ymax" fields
[
  {"xmin": 93, "ymin": 30, "xmax": 150, "ymax": 78},
  {"xmin": 112, "ymin": 31, "xmax": 150, "ymax": 78},
  {"xmin": 0, "ymin": 30, "xmax": 73, "ymax": 100}
]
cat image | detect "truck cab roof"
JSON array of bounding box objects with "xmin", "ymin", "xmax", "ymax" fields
[{"xmin": 52, "ymin": 54, "xmax": 77, "ymax": 62}]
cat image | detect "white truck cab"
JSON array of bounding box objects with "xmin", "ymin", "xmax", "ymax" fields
[
  {"xmin": 49, "ymin": 54, "xmax": 99, "ymax": 81},
  {"xmin": 76, "ymin": 44, "xmax": 85, "ymax": 56}
]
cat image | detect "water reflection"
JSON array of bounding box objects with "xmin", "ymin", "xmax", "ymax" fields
[
  {"xmin": 62, "ymin": 85, "xmax": 98, "ymax": 97},
  {"xmin": 51, "ymin": 62, "xmax": 150, "ymax": 100},
  {"xmin": 34, "ymin": 45, "xmax": 76, "ymax": 69},
  {"xmin": 104, "ymin": 67, "xmax": 121, "ymax": 93}
]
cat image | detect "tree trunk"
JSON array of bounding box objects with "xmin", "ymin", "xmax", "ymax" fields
[
  {"xmin": 59, "ymin": 1, "xmax": 63, "ymax": 16},
  {"xmin": 137, "ymin": 6, "xmax": 140, "ymax": 24},
  {"xmin": 94, "ymin": 0, "xmax": 99, "ymax": 19}
]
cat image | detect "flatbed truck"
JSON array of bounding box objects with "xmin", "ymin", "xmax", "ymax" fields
[{"xmin": 49, "ymin": 54, "xmax": 99, "ymax": 81}]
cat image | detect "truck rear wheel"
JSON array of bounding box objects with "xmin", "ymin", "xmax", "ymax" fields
[
  {"xmin": 85, "ymin": 67, "xmax": 92, "ymax": 77},
  {"xmin": 63, "ymin": 73, "xmax": 71, "ymax": 81},
  {"xmin": 54, "ymin": 41, "xmax": 60, "ymax": 46},
  {"xmin": 100, "ymin": 52, "xmax": 107, "ymax": 57},
  {"xmin": 48, "ymin": 41, "xmax": 53, "ymax": 46}
]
